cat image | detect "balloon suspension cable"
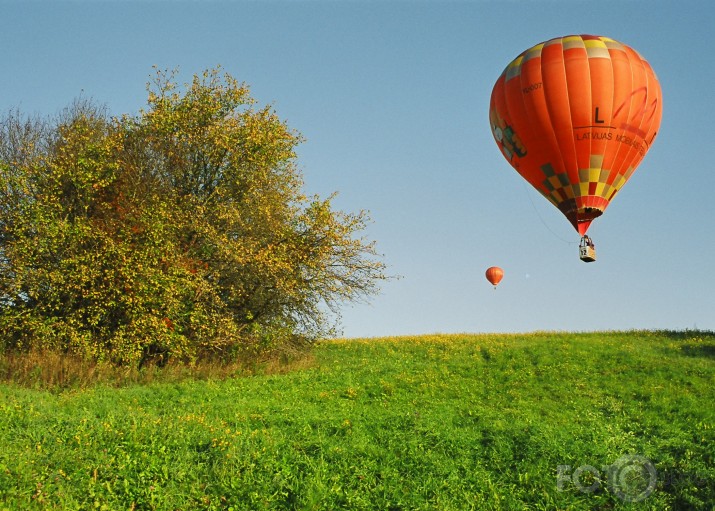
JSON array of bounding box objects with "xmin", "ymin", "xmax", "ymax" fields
[{"xmin": 521, "ymin": 180, "xmax": 576, "ymax": 245}]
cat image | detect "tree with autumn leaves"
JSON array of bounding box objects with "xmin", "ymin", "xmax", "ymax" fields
[{"xmin": 0, "ymin": 68, "xmax": 386, "ymax": 366}]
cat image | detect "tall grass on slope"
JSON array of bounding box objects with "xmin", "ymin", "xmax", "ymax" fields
[
  {"xmin": 0, "ymin": 330, "xmax": 713, "ymax": 510},
  {"xmin": 0, "ymin": 348, "xmax": 315, "ymax": 390}
]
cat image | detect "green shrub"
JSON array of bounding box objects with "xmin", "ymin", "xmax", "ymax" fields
[{"xmin": 0, "ymin": 69, "xmax": 386, "ymax": 366}]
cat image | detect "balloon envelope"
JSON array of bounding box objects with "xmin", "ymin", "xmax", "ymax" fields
[
  {"xmin": 485, "ymin": 266, "xmax": 504, "ymax": 287},
  {"xmin": 489, "ymin": 35, "xmax": 662, "ymax": 235}
]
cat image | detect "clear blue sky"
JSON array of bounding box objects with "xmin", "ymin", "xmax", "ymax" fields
[{"xmin": 3, "ymin": 0, "xmax": 713, "ymax": 337}]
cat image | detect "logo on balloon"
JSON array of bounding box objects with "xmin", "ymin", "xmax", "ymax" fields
[{"xmin": 489, "ymin": 109, "xmax": 526, "ymax": 162}]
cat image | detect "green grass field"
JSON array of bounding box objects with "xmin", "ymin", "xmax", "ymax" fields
[{"xmin": 1, "ymin": 331, "xmax": 713, "ymax": 510}]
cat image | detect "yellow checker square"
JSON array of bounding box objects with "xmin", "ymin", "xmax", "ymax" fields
[
  {"xmin": 612, "ymin": 175, "xmax": 626, "ymax": 190},
  {"xmin": 584, "ymin": 38, "xmax": 608, "ymax": 50},
  {"xmin": 578, "ymin": 167, "xmax": 602, "ymax": 183},
  {"xmin": 563, "ymin": 36, "xmax": 586, "ymax": 50}
]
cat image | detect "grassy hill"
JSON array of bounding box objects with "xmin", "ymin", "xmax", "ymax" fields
[{"xmin": 1, "ymin": 331, "xmax": 713, "ymax": 510}]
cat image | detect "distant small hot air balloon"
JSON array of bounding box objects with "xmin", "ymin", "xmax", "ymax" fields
[
  {"xmin": 485, "ymin": 266, "xmax": 504, "ymax": 289},
  {"xmin": 489, "ymin": 35, "xmax": 662, "ymax": 262}
]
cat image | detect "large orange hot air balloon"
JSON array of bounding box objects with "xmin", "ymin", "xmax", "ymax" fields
[
  {"xmin": 489, "ymin": 35, "xmax": 662, "ymax": 252},
  {"xmin": 485, "ymin": 266, "xmax": 504, "ymax": 288}
]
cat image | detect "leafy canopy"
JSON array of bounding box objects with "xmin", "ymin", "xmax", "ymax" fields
[{"xmin": 0, "ymin": 68, "xmax": 386, "ymax": 365}]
